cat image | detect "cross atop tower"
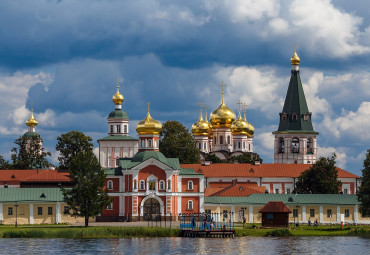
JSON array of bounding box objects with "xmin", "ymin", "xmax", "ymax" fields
[
  {"xmin": 30, "ymin": 102, "xmax": 34, "ymax": 112},
  {"xmin": 147, "ymin": 102, "xmax": 150, "ymax": 112},
  {"xmin": 219, "ymin": 81, "xmax": 227, "ymax": 94},
  {"xmin": 237, "ymin": 100, "xmax": 243, "ymax": 111},
  {"xmin": 116, "ymin": 78, "xmax": 120, "ymax": 88}
]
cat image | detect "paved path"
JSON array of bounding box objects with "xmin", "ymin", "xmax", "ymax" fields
[{"xmin": 71, "ymin": 221, "xmax": 180, "ymax": 228}]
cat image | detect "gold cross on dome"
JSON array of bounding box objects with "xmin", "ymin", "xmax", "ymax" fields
[
  {"xmin": 116, "ymin": 78, "xmax": 120, "ymax": 88},
  {"xmin": 199, "ymin": 102, "xmax": 203, "ymax": 108},
  {"xmin": 204, "ymin": 104, "xmax": 208, "ymax": 112},
  {"xmin": 147, "ymin": 102, "xmax": 150, "ymax": 112},
  {"xmin": 237, "ymin": 100, "xmax": 243, "ymax": 110},
  {"xmin": 294, "ymin": 43, "xmax": 297, "ymax": 51},
  {"xmin": 30, "ymin": 102, "xmax": 34, "ymax": 112},
  {"xmin": 219, "ymin": 81, "xmax": 227, "ymax": 94}
]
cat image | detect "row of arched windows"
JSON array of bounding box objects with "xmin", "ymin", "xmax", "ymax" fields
[
  {"xmin": 110, "ymin": 124, "xmax": 128, "ymax": 134},
  {"xmin": 213, "ymin": 135, "xmax": 231, "ymax": 145},
  {"xmin": 141, "ymin": 139, "xmax": 157, "ymax": 148},
  {"xmin": 133, "ymin": 180, "xmax": 171, "ymax": 190},
  {"xmin": 233, "ymin": 141, "xmax": 251, "ymax": 151},
  {"xmin": 278, "ymin": 138, "xmax": 314, "ymax": 154}
]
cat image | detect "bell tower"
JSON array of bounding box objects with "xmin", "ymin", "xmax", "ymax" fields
[{"xmin": 272, "ymin": 49, "xmax": 319, "ymax": 164}]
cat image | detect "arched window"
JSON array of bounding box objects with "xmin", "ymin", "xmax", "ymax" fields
[
  {"xmin": 107, "ymin": 203, "xmax": 113, "ymax": 210},
  {"xmin": 243, "ymin": 141, "xmax": 246, "ymax": 149},
  {"xmin": 214, "ymin": 136, "xmax": 217, "ymax": 144},
  {"xmin": 133, "ymin": 179, "xmax": 137, "ymax": 190},
  {"xmin": 198, "ymin": 143, "xmax": 201, "ymax": 149},
  {"xmin": 188, "ymin": 200, "xmax": 193, "ymax": 210},
  {"xmin": 187, "ymin": 180, "xmax": 193, "ymax": 190},
  {"xmin": 148, "ymin": 139, "xmax": 152, "ymax": 148},
  {"xmin": 124, "ymin": 125, "xmax": 128, "ymax": 133},
  {"xmin": 220, "ymin": 135, "xmax": 223, "ymax": 145},
  {"xmin": 279, "ymin": 138, "xmax": 284, "ymax": 153},
  {"xmin": 307, "ymin": 138, "xmax": 313, "ymax": 153},
  {"xmin": 159, "ymin": 180, "xmax": 165, "ymax": 190},
  {"xmin": 227, "ymin": 135, "xmax": 230, "ymax": 144},
  {"xmin": 116, "ymin": 157, "xmax": 120, "ymax": 167},
  {"xmin": 141, "ymin": 140, "xmax": 145, "ymax": 148},
  {"xmin": 167, "ymin": 180, "xmax": 171, "ymax": 190},
  {"xmin": 107, "ymin": 180, "xmax": 113, "ymax": 190},
  {"xmin": 238, "ymin": 141, "xmax": 241, "ymax": 149},
  {"xmin": 140, "ymin": 180, "xmax": 145, "ymax": 190},
  {"xmin": 110, "ymin": 125, "xmax": 114, "ymax": 133},
  {"xmin": 248, "ymin": 144, "xmax": 251, "ymax": 151},
  {"xmin": 149, "ymin": 181, "xmax": 156, "ymax": 190},
  {"xmin": 204, "ymin": 143, "xmax": 207, "ymax": 150},
  {"xmin": 292, "ymin": 138, "xmax": 299, "ymax": 153}
]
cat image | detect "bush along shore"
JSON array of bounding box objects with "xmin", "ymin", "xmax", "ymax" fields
[{"xmin": 0, "ymin": 225, "xmax": 369, "ymax": 238}]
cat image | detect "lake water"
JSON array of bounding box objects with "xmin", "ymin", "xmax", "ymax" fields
[{"xmin": 0, "ymin": 236, "xmax": 369, "ymax": 254}]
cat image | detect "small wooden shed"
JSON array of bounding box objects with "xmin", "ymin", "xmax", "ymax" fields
[{"xmin": 259, "ymin": 201, "xmax": 291, "ymax": 227}]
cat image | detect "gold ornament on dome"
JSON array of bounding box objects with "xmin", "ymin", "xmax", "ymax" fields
[
  {"xmin": 231, "ymin": 101, "xmax": 250, "ymax": 135},
  {"xmin": 209, "ymin": 82, "xmax": 236, "ymax": 128},
  {"xmin": 136, "ymin": 102, "xmax": 162, "ymax": 135},
  {"xmin": 243, "ymin": 103, "xmax": 254, "ymax": 137},
  {"xmin": 26, "ymin": 105, "xmax": 38, "ymax": 127},
  {"xmin": 112, "ymin": 78, "xmax": 124, "ymax": 105},
  {"xmin": 191, "ymin": 102, "xmax": 210, "ymax": 136},
  {"xmin": 291, "ymin": 45, "xmax": 300, "ymax": 65}
]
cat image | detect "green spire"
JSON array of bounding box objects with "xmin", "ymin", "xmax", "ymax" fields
[{"xmin": 275, "ymin": 69, "xmax": 318, "ymax": 134}]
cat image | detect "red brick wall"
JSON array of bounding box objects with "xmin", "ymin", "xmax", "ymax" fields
[
  {"xmin": 106, "ymin": 178, "xmax": 120, "ymax": 192},
  {"xmin": 181, "ymin": 196, "xmax": 199, "ymax": 213},
  {"xmin": 101, "ymin": 196, "xmax": 119, "ymax": 216},
  {"xmin": 182, "ymin": 178, "xmax": 199, "ymax": 192}
]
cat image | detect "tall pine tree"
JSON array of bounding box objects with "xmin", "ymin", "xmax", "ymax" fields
[
  {"xmin": 358, "ymin": 150, "xmax": 370, "ymax": 217},
  {"xmin": 62, "ymin": 150, "xmax": 112, "ymax": 227}
]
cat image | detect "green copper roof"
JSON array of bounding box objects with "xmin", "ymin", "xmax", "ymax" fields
[
  {"xmin": 179, "ymin": 168, "xmax": 203, "ymax": 175},
  {"xmin": 205, "ymin": 194, "xmax": 359, "ymax": 205},
  {"xmin": 0, "ymin": 188, "xmax": 64, "ymax": 202},
  {"xmin": 108, "ymin": 109, "xmax": 129, "ymax": 120},
  {"xmin": 22, "ymin": 131, "xmax": 39, "ymax": 138},
  {"xmin": 275, "ymin": 70, "xmax": 318, "ymax": 134},
  {"xmin": 98, "ymin": 135, "xmax": 138, "ymax": 141},
  {"xmin": 103, "ymin": 168, "xmax": 123, "ymax": 176}
]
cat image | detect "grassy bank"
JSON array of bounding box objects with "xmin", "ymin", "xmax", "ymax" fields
[
  {"xmin": 235, "ymin": 224, "xmax": 370, "ymax": 237},
  {"xmin": 0, "ymin": 224, "xmax": 369, "ymax": 238},
  {"xmin": 0, "ymin": 226, "xmax": 181, "ymax": 238}
]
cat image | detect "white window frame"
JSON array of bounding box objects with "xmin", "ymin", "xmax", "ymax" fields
[
  {"xmin": 107, "ymin": 180, "xmax": 114, "ymax": 190},
  {"xmin": 140, "ymin": 180, "xmax": 145, "ymax": 190},
  {"xmin": 159, "ymin": 180, "xmax": 165, "ymax": 190},
  {"xmin": 188, "ymin": 200, "xmax": 193, "ymax": 210},
  {"xmin": 107, "ymin": 203, "xmax": 113, "ymax": 210},
  {"xmin": 187, "ymin": 180, "xmax": 194, "ymax": 190},
  {"xmin": 116, "ymin": 125, "xmax": 121, "ymax": 133}
]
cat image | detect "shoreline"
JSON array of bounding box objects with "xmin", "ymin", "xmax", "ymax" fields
[{"xmin": 0, "ymin": 224, "xmax": 369, "ymax": 238}]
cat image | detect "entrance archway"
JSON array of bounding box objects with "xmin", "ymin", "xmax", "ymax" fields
[{"xmin": 143, "ymin": 198, "xmax": 160, "ymax": 220}]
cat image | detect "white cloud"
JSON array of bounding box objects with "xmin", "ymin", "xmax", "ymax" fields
[
  {"xmin": 268, "ymin": 18, "xmax": 289, "ymax": 34},
  {"xmin": 224, "ymin": 0, "xmax": 279, "ymax": 23},
  {"xmin": 290, "ymin": 0, "xmax": 370, "ymax": 57},
  {"xmin": 317, "ymin": 145, "xmax": 347, "ymax": 169}
]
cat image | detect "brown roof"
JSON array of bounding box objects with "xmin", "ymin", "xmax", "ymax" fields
[
  {"xmin": 0, "ymin": 169, "xmax": 70, "ymax": 183},
  {"xmin": 180, "ymin": 163, "xmax": 359, "ymax": 178},
  {"xmin": 259, "ymin": 201, "xmax": 292, "ymax": 213},
  {"xmin": 205, "ymin": 181, "xmax": 266, "ymax": 197},
  {"xmin": 22, "ymin": 170, "xmax": 71, "ymax": 182}
]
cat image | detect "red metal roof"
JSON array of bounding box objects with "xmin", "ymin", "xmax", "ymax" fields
[
  {"xmin": 180, "ymin": 163, "xmax": 359, "ymax": 178},
  {"xmin": 22, "ymin": 170, "xmax": 71, "ymax": 182},
  {"xmin": 205, "ymin": 181, "xmax": 266, "ymax": 197},
  {"xmin": 0, "ymin": 169, "xmax": 70, "ymax": 183},
  {"xmin": 259, "ymin": 201, "xmax": 292, "ymax": 213}
]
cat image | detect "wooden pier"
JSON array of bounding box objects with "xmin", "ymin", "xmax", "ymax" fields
[{"xmin": 181, "ymin": 229, "xmax": 235, "ymax": 238}]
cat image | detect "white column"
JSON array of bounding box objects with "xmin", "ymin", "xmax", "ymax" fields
[
  {"xmin": 249, "ymin": 206, "xmax": 253, "ymax": 223},
  {"xmin": 56, "ymin": 203, "xmax": 60, "ymax": 224},
  {"xmin": 0, "ymin": 203, "xmax": 3, "ymax": 222},
  {"xmin": 119, "ymin": 195, "xmax": 124, "ymax": 216},
  {"xmin": 302, "ymin": 206, "xmax": 306, "ymax": 222},
  {"xmin": 200, "ymin": 177, "xmax": 205, "ymax": 192},
  {"xmin": 29, "ymin": 204, "xmax": 34, "ymax": 224},
  {"xmin": 199, "ymin": 196, "xmax": 204, "ymax": 213},
  {"xmin": 354, "ymin": 205, "xmax": 358, "ymax": 224},
  {"xmin": 319, "ymin": 206, "xmax": 323, "ymax": 223},
  {"xmin": 231, "ymin": 205, "xmax": 235, "ymax": 222},
  {"xmin": 336, "ymin": 206, "xmax": 341, "ymax": 224}
]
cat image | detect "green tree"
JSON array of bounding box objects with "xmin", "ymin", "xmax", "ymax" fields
[
  {"xmin": 358, "ymin": 149, "xmax": 370, "ymax": 217},
  {"xmin": 229, "ymin": 152, "xmax": 263, "ymax": 164},
  {"xmin": 62, "ymin": 150, "xmax": 112, "ymax": 227},
  {"xmin": 11, "ymin": 134, "xmax": 51, "ymax": 169},
  {"xmin": 159, "ymin": 121, "xmax": 200, "ymax": 164},
  {"xmin": 56, "ymin": 130, "xmax": 93, "ymax": 170},
  {"xmin": 0, "ymin": 155, "xmax": 11, "ymax": 169},
  {"xmin": 205, "ymin": 153, "xmax": 224, "ymax": 163},
  {"xmin": 294, "ymin": 154, "xmax": 342, "ymax": 194}
]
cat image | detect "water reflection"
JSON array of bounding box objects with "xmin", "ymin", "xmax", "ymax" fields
[{"xmin": 0, "ymin": 236, "xmax": 369, "ymax": 255}]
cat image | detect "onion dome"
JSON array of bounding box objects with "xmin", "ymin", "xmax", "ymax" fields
[
  {"xmin": 243, "ymin": 107, "xmax": 254, "ymax": 137},
  {"xmin": 291, "ymin": 49, "xmax": 300, "ymax": 65},
  {"xmin": 231, "ymin": 107, "xmax": 250, "ymax": 135},
  {"xmin": 210, "ymin": 87, "xmax": 236, "ymax": 128},
  {"xmin": 192, "ymin": 109, "xmax": 210, "ymax": 136},
  {"xmin": 112, "ymin": 82, "xmax": 124, "ymax": 105},
  {"xmin": 26, "ymin": 109, "xmax": 38, "ymax": 127},
  {"xmin": 136, "ymin": 103, "xmax": 162, "ymax": 135}
]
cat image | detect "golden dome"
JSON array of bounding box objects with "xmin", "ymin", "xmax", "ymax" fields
[
  {"xmin": 112, "ymin": 82, "xmax": 124, "ymax": 105},
  {"xmin": 136, "ymin": 103, "xmax": 162, "ymax": 135},
  {"xmin": 192, "ymin": 109, "xmax": 210, "ymax": 136},
  {"xmin": 231, "ymin": 108, "xmax": 249, "ymax": 135},
  {"xmin": 291, "ymin": 49, "xmax": 300, "ymax": 65},
  {"xmin": 26, "ymin": 109, "xmax": 38, "ymax": 127},
  {"xmin": 243, "ymin": 107, "xmax": 254, "ymax": 137},
  {"xmin": 210, "ymin": 90, "xmax": 236, "ymax": 128}
]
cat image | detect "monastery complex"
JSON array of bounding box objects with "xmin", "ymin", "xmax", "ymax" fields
[{"xmin": 0, "ymin": 50, "xmax": 369, "ymax": 225}]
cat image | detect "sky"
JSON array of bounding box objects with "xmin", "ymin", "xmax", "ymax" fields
[{"xmin": 0, "ymin": 0, "xmax": 369, "ymax": 176}]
